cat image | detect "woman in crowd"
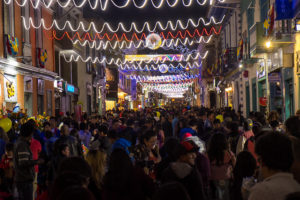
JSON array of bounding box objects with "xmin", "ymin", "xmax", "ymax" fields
[
  {"xmin": 132, "ymin": 130, "xmax": 161, "ymax": 179},
  {"xmin": 207, "ymin": 133, "xmax": 236, "ymax": 200},
  {"xmin": 86, "ymin": 150, "xmax": 107, "ymax": 199}
]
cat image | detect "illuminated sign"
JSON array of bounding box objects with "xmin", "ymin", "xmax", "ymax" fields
[
  {"xmin": 125, "ymin": 54, "xmax": 182, "ymax": 62},
  {"xmin": 67, "ymin": 84, "xmax": 75, "ymax": 93},
  {"xmin": 296, "ymin": 24, "xmax": 300, "ymax": 32}
]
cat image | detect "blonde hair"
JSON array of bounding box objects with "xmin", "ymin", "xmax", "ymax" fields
[{"xmin": 85, "ymin": 150, "xmax": 107, "ymax": 189}]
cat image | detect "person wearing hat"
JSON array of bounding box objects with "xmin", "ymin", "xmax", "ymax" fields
[{"xmin": 161, "ymin": 141, "xmax": 206, "ymax": 200}]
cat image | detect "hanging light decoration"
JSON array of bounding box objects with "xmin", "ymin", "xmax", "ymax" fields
[
  {"xmin": 22, "ymin": 15, "xmax": 225, "ymax": 33},
  {"xmin": 6, "ymin": 0, "xmax": 225, "ymax": 10}
]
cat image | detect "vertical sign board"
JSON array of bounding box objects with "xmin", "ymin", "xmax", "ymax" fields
[{"xmin": 131, "ymin": 79, "xmax": 137, "ymax": 101}]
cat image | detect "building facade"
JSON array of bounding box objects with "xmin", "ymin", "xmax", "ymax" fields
[{"xmin": 0, "ymin": 1, "xmax": 56, "ymax": 116}]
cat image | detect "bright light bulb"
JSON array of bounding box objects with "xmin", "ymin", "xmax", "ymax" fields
[{"xmin": 266, "ymin": 41, "xmax": 271, "ymax": 48}]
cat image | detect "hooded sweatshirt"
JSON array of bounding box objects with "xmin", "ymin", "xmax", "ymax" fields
[{"xmin": 162, "ymin": 162, "xmax": 206, "ymax": 200}]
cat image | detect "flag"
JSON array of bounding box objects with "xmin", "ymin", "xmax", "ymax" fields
[
  {"xmin": 263, "ymin": 4, "xmax": 275, "ymax": 37},
  {"xmin": 237, "ymin": 39, "xmax": 243, "ymax": 61}
]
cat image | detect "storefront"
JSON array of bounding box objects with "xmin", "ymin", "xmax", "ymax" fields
[
  {"xmin": 284, "ymin": 67, "xmax": 294, "ymax": 119},
  {"xmin": 257, "ymin": 61, "xmax": 268, "ymax": 113},
  {"xmin": 224, "ymin": 86, "xmax": 233, "ymax": 108}
]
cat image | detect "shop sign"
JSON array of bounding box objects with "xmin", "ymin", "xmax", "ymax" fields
[
  {"xmin": 54, "ymin": 80, "xmax": 63, "ymax": 91},
  {"xmin": 296, "ymin": 51, "xmax": 300, "ymax": 74},
  {"xmin": 38, "ymin": 79, "xmax": 44, "ymax": 95},
  {"xmin": 24, "ymin": 76, "xmax": 33, "ymax": 93},
  {"xmin": 257, "ymin": 62, "xmax": 266, "ymax": 79},
  {"xmin": 4, "ymin": 75, "xmax": 17, "ymax": 102},
  {"xmin": 268, "ymin": 72, "xmax": 281, "ymax": 83},
  {"xmin": 67, "ymin": 84, "xmax": 75, "ymax": 93}
]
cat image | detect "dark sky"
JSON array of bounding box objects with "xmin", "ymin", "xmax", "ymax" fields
[{"xmin": 83, "ymin": 0, "xmax": 210, "ymax": 27}]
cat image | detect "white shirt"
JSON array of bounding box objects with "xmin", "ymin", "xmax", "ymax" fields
[{"xmin": 249, "ymin": 173, "xmax": 300, "ymax": 200}]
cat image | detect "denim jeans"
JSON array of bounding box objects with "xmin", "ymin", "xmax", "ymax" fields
[{"xmin": 16, "ymin": 182, "xmax": 33, "ymax": 200}]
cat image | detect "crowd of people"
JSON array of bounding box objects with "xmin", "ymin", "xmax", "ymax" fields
[{"xmin": 0, "ymin": 106, "xmax": 300, "ymax": 200}]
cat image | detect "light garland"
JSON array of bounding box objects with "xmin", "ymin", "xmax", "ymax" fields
[
  {"xmin": 22, "ymin": 15, "xmax": 225, "ymax": 33},
  {"xmin": 124, "ymin": 52, "xmax": 208, "ymax": 62},
  {"xmin": 119, "ymin": 62, "xmax": 201, "ymax": 71},
  {"xmin": 6, "ymin": 0, "xmax": 225, "ymax": 10},
  {"xmin": 62, "ymin": 51, "xmax": 208, "ymax": 64},
  {"xmin": 131, "ymin": 73, "xmax": 200, "ymax": 82},
  {"xmin": 49, "ymin": 26, "xmax": 220, "ymax": 42},
  {"xmin": 71, "ymin": 36, "xmax": 213, "ymax": 50}
]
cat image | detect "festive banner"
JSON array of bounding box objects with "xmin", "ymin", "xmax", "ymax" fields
[
  {"xmin": 237, "ymin": 39, "xmax": 243, "ymax": 61},
  {"xmin": 4, "ymin": 75, "xmax": 17, "ymax": 102}
]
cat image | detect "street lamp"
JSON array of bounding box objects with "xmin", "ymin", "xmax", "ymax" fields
[{"xmin": 265, "ymin": 41, "xmax": 272, "ymax": 48}]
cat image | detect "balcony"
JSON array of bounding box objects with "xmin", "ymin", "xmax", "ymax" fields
[
  {"xmin": 221, "ymin": 47, "xmax": 238, "ymax": 75},
  {"xmin": 249, "ymin": 22, "xmax": 270, "ymax": 57}
]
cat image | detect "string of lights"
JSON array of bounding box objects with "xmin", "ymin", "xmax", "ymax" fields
[
  {"xmin": 118, "ymin": 62, "xmax": 201, "ymax": 71},
  {"xmin": 62, "ymin": 51, "xmax": 208, "ymax": 64},
  {"xmin": 22, "ymin": 15, "xmax": 225, "ymax": 33},
  {"xmin": 131, "ymin": 73, "xmax": 200, "ymax": 82},
  {"xmin": 48, "ymin": 27, "xmax": 221, "ymax": 42},
  {"xmin": 5, "ymin": 0, "xmax": 225, "ymax": 10},
  {"xmin": 69, "ymin": 36, "xmax": 213, "ymax": 50}
]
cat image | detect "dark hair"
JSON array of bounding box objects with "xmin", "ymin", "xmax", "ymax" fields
[
  {"xmin": 50, "ymin": 172, "xmax": 90, "ymax": 200},
  {"xmin": 285, "ymin": 116, "xmax": 300, "ymax": 136},
  {"xmin": 58, "ymin": 143, "xmax": 69, "ymax": 156},
  {"xmin": 57, "ymin": 186, "xmax": 96, "ymax": 200},
  {"xmin": 107, "ymin": 130, "xmax": 118, "ymax": 139},
  {"xmin": 207, "ymin": 133, "xmax": 229, "ymax": 166},
  {"xmin": 5, "ymin": 142, "xmax": 14, "ymax": 152},
  {"xmin": 45, "ymin": 131, "xmax": 53, "ymax": 139},
  {"xmin": 20, "ymin": 122, "xmax": 35, "ymax": 137},
  {"xmin": 285, "ymin": 192, "xmax": 300, "ymax": 200},
  {"xmin": 80, "ymin": 122, "xmax": 86, "ymax": 130},
  {"xmin": 141, "ymin": 130, "xmax": 157, "ymax": 144},
  {"xmin": 58, "ymin": 157, "xmax": 92, "ymax": 178},
  {"xmin": 153, "ymin": 182, "xmax": 191, "ymax": 200},
  {"xmin": 70, "ymin": 129, "xmax": 79, "ymax": 138},
  {"xmin": 98, "ymin": 125, "xmax": 108, "ymax": 135},
  {"xmin": 162, "ymin": 138, "xmax": 180, "ymax": 160},
  {"xmin": 255, "ymin": 132, "xmax": 293, "ymax": 171},
  {"xmin": 233, "ymin": 151, "xmax": 256, "ymax": 186},
  {"xmin": 43, "ymin": 122, "xmax": 51, "ymax": 128},
  {"xmin": 188, "ymin": 119, "xmax": 198, "ymax": 127},
  {"xmin": 231, "ymin": 151, "xmax": 257, "ymax": 200},
  {"xmin": 126, "ymin": 118, "xmax": 135, "ymax": 127},
  {"xmin": 26, "ymin": 119, "xmax": 37, "ymax": 129},
  {"xmin": 207, "ymin": 111, "xmax": 214, "ymax": 118},
  {"xmin": 213, "ymin": 119, "xmax": 221, "ymax": 124},
  {"xmin": 103, "ymin": 149, "xmax": 133, "ymax": 193}
]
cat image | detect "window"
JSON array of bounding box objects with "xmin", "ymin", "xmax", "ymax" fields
[
  {"xmin": 4, "ymin": 2, "xmax": 14, "ymax": 35},
  {"xmin": 38, "ymin": 95, "xmax": 44, "ymax": 115},
  {"xmin": 247, "ymin": 1, "xmax": 255, "ymax": 30},
  {"xmin": 260, "ymin": 0, "xmax": 269, "ymax": 22},
  {"xmin": 34, "ymin": 8, "xmax": 43, "ymax": 48},
  {"xmin": 21, "ymin": 3, "xmax": 30, "ymax": 44},
  {"xmin": 47, "ymin": 90, "xmax": 52, "ymax": 116}
]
